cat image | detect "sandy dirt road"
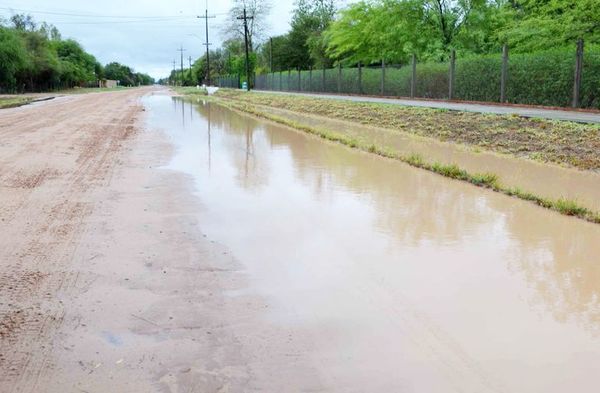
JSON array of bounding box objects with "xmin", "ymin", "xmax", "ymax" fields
[{"xmin": 0, "ymin": 88, "xmax": 296, "ymax": 392}]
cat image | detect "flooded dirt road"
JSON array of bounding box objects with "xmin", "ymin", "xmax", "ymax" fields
[
  {"xmin": 1, "ymin": 89, "xmax": 600, "ymax": 392},
  {"xmin": 145, "ymin": 95, "xmax": 600, "ymax": 392}
]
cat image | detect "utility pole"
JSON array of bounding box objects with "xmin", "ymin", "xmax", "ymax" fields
[
  {"xmin": 177, "ymin": 46, "xmax": 186, "ymax": 86},
  {"xmin": 237, "ymin": 8, "xmax": 253, "ymax": 90},
  {"xmin": 198, "ymin": 9, "xmax": 216, "ymax": 85},
  {"xmin": 172, "ymin": 60, "xmax": 177, "ymax": 86},
  {"xmin": 188, "ymin": 56, "xmax": 193, "ymax": 85}
]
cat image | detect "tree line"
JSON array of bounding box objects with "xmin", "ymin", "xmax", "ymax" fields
[
  {"xmin": 0, "ymin": 14, "xmax": 154, "ymax": 93},
  {"xmin": 175, "ymin": 0, "xmax": 598, "ymax": 86}
]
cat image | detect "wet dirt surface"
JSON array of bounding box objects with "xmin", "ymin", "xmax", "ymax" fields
[{"xmin": 1, "ymin": 89, "xmax": 600, "ymax": 392}]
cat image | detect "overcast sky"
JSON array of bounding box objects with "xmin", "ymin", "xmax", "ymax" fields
[{"xmin": 0, "ymin": 1, "xmax": 309, "ymax": 79}]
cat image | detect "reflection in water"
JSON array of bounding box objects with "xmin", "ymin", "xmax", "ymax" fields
[
  {"xmin": 198, "ymin": 101, "xmax": 600, "ymax": 334},
  {"xmin": 146, "ymin": 95, "xmax": 600, "ymax": 392}
]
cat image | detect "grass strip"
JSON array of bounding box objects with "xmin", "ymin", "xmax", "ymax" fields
[
  {"xmin": 0, "ymin": 97, "xmax": 33, "ymax": 109},
  {"xmin": 187, "ymin": 92, "xmax": 600, "ymax": 225}
]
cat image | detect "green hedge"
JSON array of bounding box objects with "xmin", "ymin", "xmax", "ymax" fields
[{"xmin": 254, "ymin": 46, "xmax": 600, "ymax": 108}]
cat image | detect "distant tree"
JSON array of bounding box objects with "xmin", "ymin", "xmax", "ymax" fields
[
  {"xmin": 10, "ymin": 14, "xmax": 36, "ymax": 31},
  {"xmin": 105, "ymin": 62, "xmax": 135, "ymax": 86},
  {"xmin": 221, "ymin": 0, "xmax": 272, "ymax": 51}
]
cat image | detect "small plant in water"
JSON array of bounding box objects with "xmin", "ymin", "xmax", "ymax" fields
[
  {"xmin": 431, "ymin": 163, "xmax": 468, "ymax": 180},
  {"xmin": 555, "ymin": 198, "xmax": 589, "ymax": 216},
  {"xmin": 405, "ymin": 153, "xmax": 424, "ymax": 167},
  {"xmin": 470, "ymin": 173, "xmax": 499, "ymax": 188}
]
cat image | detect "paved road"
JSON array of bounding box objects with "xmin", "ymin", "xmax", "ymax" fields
[{"xmin": 254, "ymin": 90, "xmax": 600, "ymax": 124}]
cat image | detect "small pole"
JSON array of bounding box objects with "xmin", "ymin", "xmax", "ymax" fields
[
  {"xmin": 501, "ymin": 44, "xmax": 508, "ymax": 103},
  {"xmin": 381, "ymin": 58, "xmax": 385, "ymax": 96},
  {"xmin": 358, "ymin": 62, "xmax": 362, "ymax": 94},
  {"xmin": 572, "ymin": 39, "xmax": 584, "ymax": 108},
  {"xmin": 338, "ymin": 63, "xmax": 342, "ymax": 93},
  {"xmin": 411, "ymin": 54, "xmax": 417, "ymax": 98},
  {"xmin": 449, "ymin": 49, "xmax": 456, "ymax": 100}
]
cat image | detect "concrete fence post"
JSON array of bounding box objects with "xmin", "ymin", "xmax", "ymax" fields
[
  {"xmin": 381, "ymin": 59, "xmax": 386, "ymax": 96},
  {"xmin": 449, "ymin": 50, "xmax": 456, "ymax": 100},
  {"xmin": 358, "ymin": 62, "xmax": 362, "ymax": 95},
  {"xmin": 338, "ymin": 64, "xmax": 342, "ymax": 93},
  {"xmin": 411, "ymin": 54, "xmax": 417, "ymax": 98},
  {"xmin": 501, "ymin": 44, "xmax": 509, "ymax": 103},
  {"xmin": 572, "ymin": 39, "xmax": 584, "ymax": 108}
]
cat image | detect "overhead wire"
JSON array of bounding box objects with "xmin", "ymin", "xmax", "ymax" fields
[{"xmin": 0, "ymin": 6, "xmax": 193, "ymax": 19}]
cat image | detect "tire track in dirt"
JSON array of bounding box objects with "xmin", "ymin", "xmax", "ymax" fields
[{"xmin": 0, "ymin": 88, "xmax": 151, "ymax": 392}]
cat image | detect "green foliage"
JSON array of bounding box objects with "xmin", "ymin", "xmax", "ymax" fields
[
  {"xmin": 325, "ymin": 0, "xmax": 495, "ymax": 64},
  {"xmin": 497, "ymin": 0, "xmax": 600, "ymax": 53},
  {"xmin": 0, "ymin": 14, "xmax": 152, "ymax": 92},
  {"xmin": 254, "ymin": 0, "xmax": 337, "ymax": 72},
  {"xmin": 103, "ymin": 62, "xmax": 153, "ymax": 87},
  {"xmin": 0, "ymin": 27, "xmax": 27, "ymax": 90}
]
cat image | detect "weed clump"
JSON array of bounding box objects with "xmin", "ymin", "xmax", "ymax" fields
[{"xmin": 555, "ymin": 198, "xmax": 589, "ymax": 216}]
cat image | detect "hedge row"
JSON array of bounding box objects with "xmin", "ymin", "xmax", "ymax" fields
[{"xmin": 253, "ymin": 47, "xmax": 600, "ymax": 109}]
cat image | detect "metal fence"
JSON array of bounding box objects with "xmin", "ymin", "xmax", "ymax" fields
[{"xmin": 238, "ymin": 40, "xmax": 600, "ymax": 109}]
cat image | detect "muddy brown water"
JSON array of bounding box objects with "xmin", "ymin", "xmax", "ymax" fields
[
  {"xmin": 146, "ymin": 95, "xmax": 600, "ymax": 392},
  {"xmin": 260, "ymin": 105, "xmax": 600, "ymax": 212}
]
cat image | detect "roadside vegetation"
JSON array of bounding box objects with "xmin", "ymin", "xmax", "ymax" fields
[
  {"xmin": 214, "ymin": 90, "xmax": 600, "ymax": 171},
  {"xmin": 0, "ymin": 14, "xmax": 153, "ymax": 93},
  {"xmin": 0, "ymin": 96, "xmax": 32, "ymax": 109},
  {"xmin": 176, "ymin": 88, "xmax": 600, "ymax": 225}
]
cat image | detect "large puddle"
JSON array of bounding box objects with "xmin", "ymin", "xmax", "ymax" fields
[{"xmin": 145, "ymin": 94, "xmax": 600, "ymax": 392}]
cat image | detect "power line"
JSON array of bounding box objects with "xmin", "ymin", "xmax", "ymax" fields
[
  {"xmin": 44, "ymin": 18, "xmax": 194, "ymax": 25},
  {"xmin": 0, "ymin": 6, "xmax": 193, "ymax": 19}
]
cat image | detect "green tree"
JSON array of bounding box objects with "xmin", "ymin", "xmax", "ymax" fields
[
  {"xmin": 497, "ymin": 0, "xmax": 600, "ymax": 52},
  {"xmin": 0, "ymin": 27, "xmax": 28, "ymax": 91}
]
